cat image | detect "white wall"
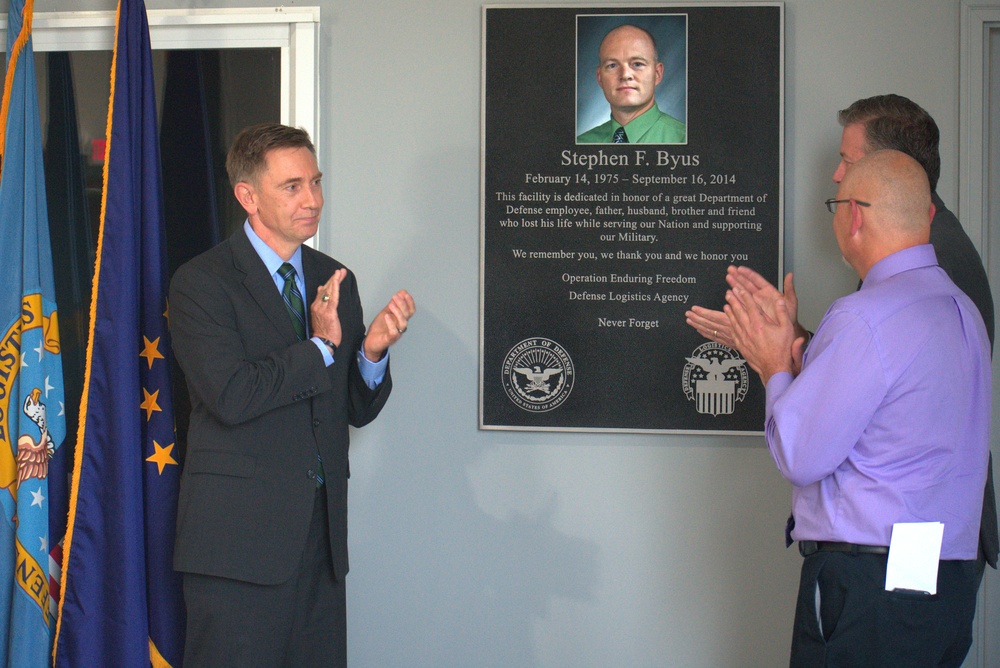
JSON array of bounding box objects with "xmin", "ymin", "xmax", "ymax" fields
[{"xmin": 10, "ymin": 0, "xmax": 992, "ymax": 665}]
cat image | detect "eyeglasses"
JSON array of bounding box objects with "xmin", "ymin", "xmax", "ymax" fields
[{"xmin": 824, "ymin": 198, "xmax": 871, "ymax": 214}]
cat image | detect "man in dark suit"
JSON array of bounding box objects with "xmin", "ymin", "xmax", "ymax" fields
[{"xmin": 169, "ymin": 123, "xmax": 415, "ymax": 667}]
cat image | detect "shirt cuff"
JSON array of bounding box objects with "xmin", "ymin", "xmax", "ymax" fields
[
  {"xmin": 311, "ymin": 337, "xmax": 334, "ymax": 366},
  {"xmin": 357, "ymin": 347, "xmax": 388, "ymax": 389},
  {"xmin": 765, "ymin": 371, "xmax": 794, "ymax": 414}
]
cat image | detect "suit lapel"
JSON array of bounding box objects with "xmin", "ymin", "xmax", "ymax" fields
[
  {"xmin": 228, "ymin": 231, "xmax": 301, "ymax": 342},
  {"xmin": 301, "ymin": 246, "xmax": 325, "ymax": 304}
]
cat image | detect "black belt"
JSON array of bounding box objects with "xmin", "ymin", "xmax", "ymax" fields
[{"xmin": 799, "ymin": 540, "xmax": 889, "ymax": 557}]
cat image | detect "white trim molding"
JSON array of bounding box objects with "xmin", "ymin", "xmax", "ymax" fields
[
  {"xmin": 960, "ymin": 2, "xmax": 1000, "ymax": 261},
  {"xmin": 1, "ymin": 7, "xmax": 320, "ymax": 144}
]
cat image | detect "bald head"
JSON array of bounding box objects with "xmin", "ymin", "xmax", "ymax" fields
[
  {"xmin": 840, "ymin": 150, "xmax": 931, "ymax": 235},
  {"xmin": 600, "ymin": 25, "xmax": 659, "ymax": 61},
  {"xmin": 834, "ymin": 149, "xmax": 933, "ymax": 276}
]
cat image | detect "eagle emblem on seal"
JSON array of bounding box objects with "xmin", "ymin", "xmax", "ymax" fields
[{"xmin": 17, "ymin": 388, "xmax": 54, "ymax": 486}]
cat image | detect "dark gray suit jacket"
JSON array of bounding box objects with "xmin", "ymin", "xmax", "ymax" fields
[{"xmin": 169, "ymin": 230, "xmax": 390, "ymax": 584}]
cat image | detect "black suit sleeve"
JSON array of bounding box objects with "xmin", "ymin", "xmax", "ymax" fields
[
  {"xmin": 930, "ymin": 196, "xmax": 995, "ymax": 350},
  {"xmin": 170, "ymin": 258, "xmax": 333, "ymax": 426},
  {"xmin": 339, "ymin": 275, "xmax": 393, "ymax": 429}
]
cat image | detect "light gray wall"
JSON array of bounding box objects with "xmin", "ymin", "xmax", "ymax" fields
[{"xmin": 9, "ymin": 0, "xmax": 994, "ymax": 665}]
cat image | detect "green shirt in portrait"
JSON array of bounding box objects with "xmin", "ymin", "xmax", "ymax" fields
[{"xmin": 577, "ymin": 105, "xmax": 686, "ymax": 144}]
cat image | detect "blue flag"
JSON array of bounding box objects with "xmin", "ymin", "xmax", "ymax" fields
[
  {"xmin": 0, "ymin": 0, "xmax": 68, "ymax": 665},
  {"xmin": 53, "ymin": 0, "xmax": 186, "ymax": 665}
]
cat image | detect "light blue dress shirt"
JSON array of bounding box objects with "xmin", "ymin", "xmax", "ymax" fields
[{"xmin": 244, "ymin": 220, "xmax": 387, "ymax": 388}]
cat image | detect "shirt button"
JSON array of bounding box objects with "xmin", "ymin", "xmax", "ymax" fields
[{"xmin": 313, "ymin": 419, "xmax": 321, "ymax": 427}]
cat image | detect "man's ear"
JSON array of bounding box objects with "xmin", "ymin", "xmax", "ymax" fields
[
  {"xmin": 654, "ymin": 61, "xmax": 664, "ymax": 86},
  {"xmin": 849, "ymin": 199, "xmax": 865, "ymax": 237},
  {"xmin": 234, "ymin": 182, "xmax": 256, "ymax": 214}
]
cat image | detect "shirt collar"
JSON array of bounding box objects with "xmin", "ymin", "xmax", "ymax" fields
[
  {"xmin": 861, "ymin": 244, "xmax": 938, "ymax": 289},
  {"xmin": 243, "ymin": 220, "xmax": 305, "ymax": 283},
  {"xmin": 613, "ymin": 104, "xmax": 662, "ymax": 140}
]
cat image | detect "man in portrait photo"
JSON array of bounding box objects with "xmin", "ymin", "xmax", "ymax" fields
[{"xmin": 576, "ymin": 15, "xmax": 687, "ymax": 144}]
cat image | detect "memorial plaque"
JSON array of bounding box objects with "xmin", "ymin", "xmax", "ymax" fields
[{"xmin": 480, "ymin": 4, "xmax": 783, "ymax": 433}]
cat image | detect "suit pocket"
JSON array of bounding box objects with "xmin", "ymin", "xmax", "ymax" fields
[{"xmin": 186, "ymin": 450, "xmax": 256, "ymax": 478}]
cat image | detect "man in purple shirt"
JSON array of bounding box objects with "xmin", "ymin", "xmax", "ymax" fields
[
  {"xmin": 685, "ymin": 95, "xmax": 998, "ymax": 582},
  {"xmin": 726, "ymin": 150, "xmax": 991, "ymax": 667}
]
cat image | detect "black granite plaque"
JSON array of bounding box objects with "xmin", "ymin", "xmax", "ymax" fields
[{"xmin": 481, "ymin": 4, "xmax": 783, "ymax": 432}]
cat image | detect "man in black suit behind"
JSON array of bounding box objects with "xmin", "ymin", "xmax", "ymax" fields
[{"xmin": 169, "ymin": 123, "xmax": 415, "ymax": 666}]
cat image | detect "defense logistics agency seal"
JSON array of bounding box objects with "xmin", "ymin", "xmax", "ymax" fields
[
  {"xmin": 682, "ymin": 342, "xmax": 749, "ymax": 417},
  {"xmin": 502, "ymin": 338, "xmax": 574, "ymax": 412}
]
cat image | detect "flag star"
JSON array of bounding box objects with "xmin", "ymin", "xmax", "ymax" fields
[
  {"xmin": 140, "ymin": 336, "xmax": 165, "ymax": 369},
  {"xmin": 59, "ymin": 401, "xmax": 65, "ymax": 417},
  {"xmin": 40, "ymin": 536, "xmax": 48, "ymax": 552},
  {"xmin": 140, "ymin": 388, "xmax": 162, "ymax": 421},
  {"xmin": 146, "ymin": 441, "xmax": 178, "ymax": 475},
  {"xmin": 30, "ymin": 487, "xmax": 45, "ymax": 508},
  {"xmin": 44, "ymin": 376, "xmax": 55, "ymax": 397},
  {"xmin": 34, "ymin": 340, "xmax": 45, "ymax": 361},
  {"xmin": 20, "ymin": 355, "xmax": 28, "ymax": 369}
]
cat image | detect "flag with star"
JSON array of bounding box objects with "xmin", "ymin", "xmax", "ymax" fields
[
  {"xmin": 0, "ymin": 0, "xmax": 69, "ymax": 664},
  {"xmin": 53, "ymin": 0, "xmax": 185, "ymax": 665}
]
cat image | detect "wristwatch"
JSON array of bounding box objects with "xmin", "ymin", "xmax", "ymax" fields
[{"xmin": 316, "ymin": 337, "xmax": 337, "ymax": 356}]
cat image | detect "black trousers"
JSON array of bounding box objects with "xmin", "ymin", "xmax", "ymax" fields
[
  {"xmin": 182, "ymin": 488, "xmax": 346, "ymax": 667},
  {"xmin": 790, "ymin": 551, "xmax": 979, "ymax": 668}
]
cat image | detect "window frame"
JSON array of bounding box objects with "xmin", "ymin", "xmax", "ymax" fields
[{"xmin": 1, "ymin": 6, "xmax": 320, "ymax": 146}]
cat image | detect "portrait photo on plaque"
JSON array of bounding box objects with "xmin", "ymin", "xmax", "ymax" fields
[{"xmin": 576, "ymin": 14, "xmax": 688, "ymax": 145}]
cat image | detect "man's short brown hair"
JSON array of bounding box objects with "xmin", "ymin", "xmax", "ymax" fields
[
  {"xmin": 838, "ymin": 94, "xmax": 940, "ymax": 192},
  {"xmin": 226, "ymin": 123, "xmax": 316, "ymax": 188}
]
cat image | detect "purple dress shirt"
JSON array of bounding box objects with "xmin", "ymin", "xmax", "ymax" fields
[{"xmin": 765, "ymin": 244, "xmax": 991, "ymax": 560}]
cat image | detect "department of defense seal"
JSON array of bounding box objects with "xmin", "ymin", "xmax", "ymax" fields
[
  {"xmin": 682, "ymin": 342, "xmax": 749, "ymax": 416},
  {"xmin": 501, "ymin": 337, "xmax": 574, "ymax": 412}
]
